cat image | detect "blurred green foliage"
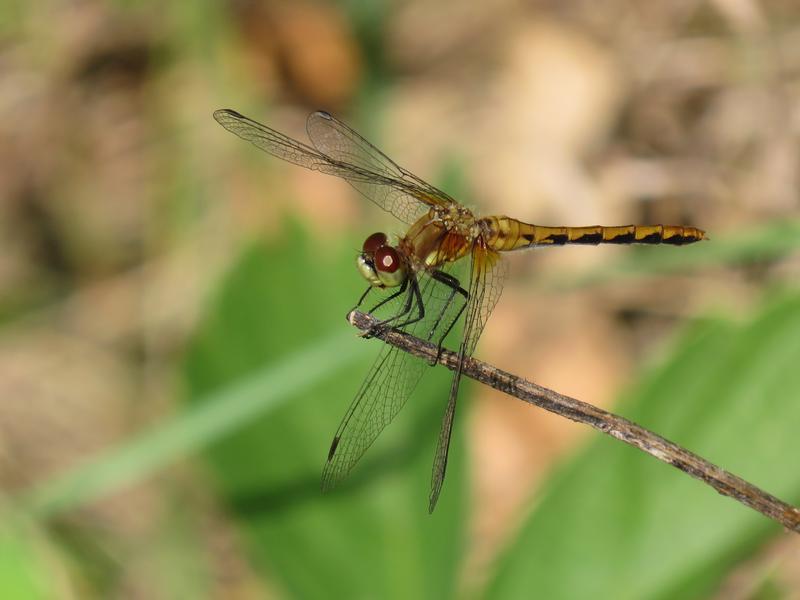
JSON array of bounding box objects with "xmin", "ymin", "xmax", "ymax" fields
[
  {"xmin": 4, "ymin": 0, "xmax": 800, "ymax": 597},
  {"xmin": 0, "ymin": 519, "xmax": 62, "ymax": 600},
  {"xmin": 487, "ymin": 294, "xmax": 800, "ymax": 599}
]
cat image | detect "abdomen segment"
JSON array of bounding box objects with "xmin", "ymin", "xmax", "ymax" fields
[{"xmin": 482, "ymin": 217, "xmax": 706, "ymax": 251}]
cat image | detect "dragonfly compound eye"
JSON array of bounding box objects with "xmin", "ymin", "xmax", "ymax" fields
[
  {"xmin": 362, "ymin": 232, "xmax": 388, "ymax": 254},
  {"xmin": 357, "ymin": 233, "xmax": 395, "ymax": 288},
  {"xmin": 374, "ymin": 246, "xmax": 400, "ymax": 272},
  {"xmin": 374, "ymin": 245, "xmax": 406, "ymax": 287}
]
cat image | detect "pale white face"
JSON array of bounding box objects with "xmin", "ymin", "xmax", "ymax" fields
[{"xmin": 356, "ymin": 232, "xmax": 407, "ymax": 289}]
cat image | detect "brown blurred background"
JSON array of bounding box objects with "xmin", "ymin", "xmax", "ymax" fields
[{"xmin": 1, "ymin": 0, "xmax": 799, "ymax": 597}]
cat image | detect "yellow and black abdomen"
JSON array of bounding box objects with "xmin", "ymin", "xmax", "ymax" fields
[{"xmin": 482, "ymin": 217, "xmax": 706, "ymax": 251}]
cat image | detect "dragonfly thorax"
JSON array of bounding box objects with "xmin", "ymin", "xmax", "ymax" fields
[
  {"xmin": 356, "ymin": 232, "xmax": 407, "ymax": 288},
  {"xmin": 399, "ymin": 208, "xmax": 479, "ymax": 269}
]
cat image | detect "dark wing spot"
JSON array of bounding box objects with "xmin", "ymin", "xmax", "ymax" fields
[{"xmin": 328, "ymin": 436, "xmax": 340, "ymax": 460}]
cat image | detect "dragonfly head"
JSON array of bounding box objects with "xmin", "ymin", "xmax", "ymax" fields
[{"xmin": 357, "ymin": 232, "xmax": 406, "ymax": 288}]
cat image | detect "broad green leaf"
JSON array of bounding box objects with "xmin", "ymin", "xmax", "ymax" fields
[
  {"xmin": 486, "ymin": 293, "xmax": 800, "ymax": 599},
  {"xmin": 184, "ymin": 224, "xmax": 468, "ymax": 599},
  {"xmin": 0, "ymin": 510, "xmax": 69, "ymax": 599}
]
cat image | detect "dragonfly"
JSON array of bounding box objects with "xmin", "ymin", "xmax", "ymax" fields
[{"xmin": 213, "ymin": 108, "xmax": 706, "ymax": 512}]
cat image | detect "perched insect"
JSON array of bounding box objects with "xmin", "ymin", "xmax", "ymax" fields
[{"xmin": 214, "ymin": 108, "xmax": 706, "ymax": 511}]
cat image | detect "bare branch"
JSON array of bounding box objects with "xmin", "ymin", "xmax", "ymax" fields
[{"xmin": 348, "ymin": 310, "xmax": 800, "ymax": 533}]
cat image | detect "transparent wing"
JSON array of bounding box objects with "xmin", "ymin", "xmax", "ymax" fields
[
  {"xmin": 306, "ymin": 111, "xmax": 454, "ymax": 224},
  {"xmin": 321, "ymin": 266, "xmax": 466, "ymax": 492},
  {"xmin": 214, "ymin": 109, "xmax": 450, "ymax": 225},
  {"xmin": 320, "ymin": 338, "xmax": 423, "ymax": 492},
  {"xmin": 428, "ymin": 244, "xmax": 506, "ymax": 512}
]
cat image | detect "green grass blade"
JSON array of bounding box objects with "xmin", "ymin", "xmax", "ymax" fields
[{"xmin": 22, "ymin": 329, "xmax": 362, "ymax": 518}]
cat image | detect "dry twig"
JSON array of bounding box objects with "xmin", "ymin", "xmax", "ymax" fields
[{"xmin": 348, "ymin": 310, "xmax": 800, "ymax": 533}]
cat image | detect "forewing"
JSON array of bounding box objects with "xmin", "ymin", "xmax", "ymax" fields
[
  {"xmin": 306, "ymin": 111, "xmax": 455, "ymax": 224},
  {"xmin": 428, "ymin": 244, "xmax": 506, "ymax": 512},
  {"xmin": 214, "ymin": 109, "xmax": 352, "ymax": 176},
  {"xmin": 322, "ymin": 268, "xmax": 465, "ymax": 492},
  {"xmin": 214, "ymin": 109, "xmax": 451, "ymax": 225}
]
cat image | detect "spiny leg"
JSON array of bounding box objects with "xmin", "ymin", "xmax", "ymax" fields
[
  {"xmin": 366, "ymin": 276, "xmax": 408, "ymax": 315},
  {"xmin": 349, "ymin": 277, "xmax": 409, "ymax": 338},
  {"xmin": 351, "ymin": 285, "xmax": 375, "ymax": 313},
  {"xmin": 426, "ymin": 270, "xmax": 469, "ymax": 365},
  {"xmin": 383, "ymin": 275, "xmax": 425, "ymax": 330},
  {"xmin": 365, "ymin": 275, "xmax": 424, "ymax": 338},
  {"xmin": 361, "ymin": 277, "xmax": 411, "ymax": 337},
  {"xmin": 427, "ymin": 271, "xmax": 469, "ymax": 340}
]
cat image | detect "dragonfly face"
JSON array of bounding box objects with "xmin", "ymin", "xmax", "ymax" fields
[
  {"xmin": 213, "ymin": 107, "xmax": 706, "ymax": 512},
  {"xmin": 356, "ymin": 232, "xmax": 407, "ymax": 289}
]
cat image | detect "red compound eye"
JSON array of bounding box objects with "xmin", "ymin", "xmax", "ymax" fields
[
  {"xmin": 374, "ymin": 245, "xmax": 401, "ymax": 273},
  {"xmin": 362, "ymin": 232, "xmax": 387, "ymax": 253}
]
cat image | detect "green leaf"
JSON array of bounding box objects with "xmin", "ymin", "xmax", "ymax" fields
[
  {"xmin": 486, "ymin": 292, "xmax": 800, "ymax": 600},
  {"xmin": 0, "ymin": 511, "xmax": 69, "ymax": 599},
  {"xmin": 184, "ymin": 225, "xmax": 468, "ymax": 599}
]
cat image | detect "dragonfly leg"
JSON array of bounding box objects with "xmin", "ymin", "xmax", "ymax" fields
[
  {"xmin": 358, "ymin": 278, "xmax": 409, "ymax": 338},
  {"xmin": 386, "ymin": 275, "xmax": 425, "ymax": 330},
  {"xmin": 426, "ymin": 270, "xmax": 469, "ymax": 365},
  {"xmin": 348, "ymin": 283, "xmax": 402, "ymax": 338},
  {"xmin": 365, "ymin": 276, "xmax": 408, "ymax": 315},
  {"xmin": 363, "ymin": 275, "xmax": 422, "ymax": 337},
  {"xmin": 350, "ymin": 285, "xmax": 374, "ymax": 314}
]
